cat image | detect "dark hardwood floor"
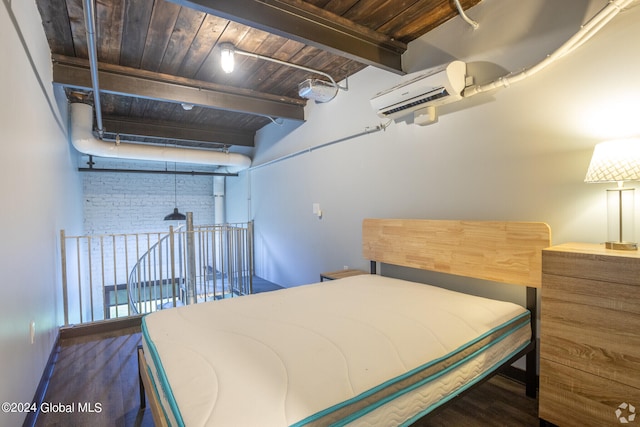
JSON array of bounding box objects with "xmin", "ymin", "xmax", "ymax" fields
[
  {"xmin": 34, "ymin": 327, "xmax": 154, "ymax": 427},
  {"xmin": 420, "ymin": 375, "xmax": 539, "ymax": 426},
  {"xmin": 34, "ymin": 278, "xmax": 539, "ymax": 426}
]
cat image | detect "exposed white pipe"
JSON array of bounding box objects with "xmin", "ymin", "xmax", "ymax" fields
[
  {"xmin": 70, "ymin": 103, "xmax": 252, "ymax": 173},
  {"xmin": 248, "ymin": 122, "xmax": 388, "ymax": 171},
  {"xmin": 213, "ymin": 176, "xmax": 225, "ymax": 224},
  {"xmin": 464, "ymin": 0, "xmax": 636, "ymax": 97},
  {"xmin": 82, "ymin": 0, "xmax": 104, "ymax": 136}
]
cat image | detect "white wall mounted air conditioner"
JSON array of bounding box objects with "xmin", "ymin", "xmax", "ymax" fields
[{"xmin": 370, "ymin": 61, "xmax": 466, "ymax": 120}]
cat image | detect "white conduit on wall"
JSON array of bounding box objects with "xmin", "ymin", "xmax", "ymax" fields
[
  {"xmin": 70, "ymin": 103, "xmax": 252, "ymax": 173},
  {"xmin": 464, "ymin": 0, "xmax": 637, "ymax": 97},
  {"xmin": 453, "ymin": 0, "xmax": 479, "ymax": 29}
]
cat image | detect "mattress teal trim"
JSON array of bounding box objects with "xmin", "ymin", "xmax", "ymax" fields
[
  {"xmin": 141, "ymin": 315, "xmax": 186, "ymax": 427},
  {"xmin": 144, "ymin": 364, "xmax": 174, "ymax": 426},
  {"xmin": 291, "ymin": 311, "xmax": 531, "ymax": 427}
]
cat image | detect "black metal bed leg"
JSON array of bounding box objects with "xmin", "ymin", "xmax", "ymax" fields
[
  {"xmin": 525, "ymin": 347, "xmax": 537, "ymax": 398},
  {"xmin": 137, "ymin": 345, "xmax": 146, "ymax": 408},
  {"xmin": 525, "ymin": 287, "xmax": 538, "ymax": 398}
]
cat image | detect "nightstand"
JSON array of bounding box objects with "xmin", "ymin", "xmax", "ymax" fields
[
  {"xmin": 539, "ymin": 243, "xmax": 640, "ymax": 426},
  {"xmin": 320, "ymin": 269, "xmax": 368, "ymax": 282}
]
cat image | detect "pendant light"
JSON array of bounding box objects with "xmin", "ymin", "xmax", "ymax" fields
[{"xmin": 164, "ymin": 162, "xmax": 186, "ymax": 221}]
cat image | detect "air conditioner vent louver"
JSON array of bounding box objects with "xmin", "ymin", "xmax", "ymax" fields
[
  {"xmin": 370, "ymin": 61, "xmax": 466, "ymax": 120},
  {"xmin": 381, "ymin": 88, "xmax": 449, "ymax": 117}
]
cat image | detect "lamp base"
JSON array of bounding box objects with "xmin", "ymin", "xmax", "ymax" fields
[{"xmin": 605, "ymin": 241, "xmax": 638, "ymax": 250}]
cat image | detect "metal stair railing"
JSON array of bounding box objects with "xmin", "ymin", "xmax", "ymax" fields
[
  {"xmin": 59, "ymin": 221, "xmax": 253, "ymax": 325},
  {"xmin": 59, "ymin": 229, "xmax": 178, "ymax": 325},
  {"xmin": 127, "ymin": 225, "xmax": 184, "ymax": 315},
  {"xmin": 195, "ymin": 221, "xmax": 254, "ymax": 299},
  {"xmin": 127, "ymin": 220, "xmax": 254, "ymax": 316}
]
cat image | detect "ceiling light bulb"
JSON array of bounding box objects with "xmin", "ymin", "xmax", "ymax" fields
[
  {"xmin": 220, "ymin": 43, "xmax": 235, "ymax": 74},
  {"xmin": 181, "ymin": 103, "xmax": 194, "ymax": 111}
]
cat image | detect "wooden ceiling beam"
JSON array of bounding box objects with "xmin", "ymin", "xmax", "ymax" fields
[
  {"xmin": 168, "ymin": 0, "xmax": 406, "ymax": 74},
  {"xmin": 101, "ymin": 117, "xmax": 255, "ymax": 148},
  {"xmin": 52, "ymin": 55, "xmax": 306, "ymax": 121}
]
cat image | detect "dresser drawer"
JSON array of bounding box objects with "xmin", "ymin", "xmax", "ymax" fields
[
  {"xmin": 540, "ymin": 358, "xmax": 640, "ymax": 427},
  {"xmin": 543, "ymin": 244, "xmax": 640, "ymax": 286},
  {"xmin": 540, "ymin": 273, "xmax": 640, "ymax": 389}
]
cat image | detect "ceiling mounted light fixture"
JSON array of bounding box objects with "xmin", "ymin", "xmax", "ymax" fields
[
  {"xmin": 219, "ymin": 43, "xmax": 346, "ymax": 103},
  {"xmin": 220, "ymin": 43, "xmax": 235, "ymax": 74}
]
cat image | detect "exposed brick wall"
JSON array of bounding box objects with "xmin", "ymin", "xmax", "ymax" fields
[{"xmin": 82, "ymin": 170, "xmax": 216, "ymax": 235}]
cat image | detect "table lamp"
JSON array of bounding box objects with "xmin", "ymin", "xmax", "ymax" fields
[{"xmin": 585, "ymin": 138, "xmax": 640, "ymax": 250}]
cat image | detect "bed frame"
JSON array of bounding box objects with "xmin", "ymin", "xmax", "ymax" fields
[
  {"xmin": 363, "ymin": 218, "xmax": 551, "ymax": 399},
  {"xmin": 138, "ymin": 219, "xmax": 551, "ymax": 425}
]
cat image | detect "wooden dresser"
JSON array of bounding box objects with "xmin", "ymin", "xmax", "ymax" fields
[{"xmin": 539, "ymin": 243, "xmax": 640, "ymax": 426}]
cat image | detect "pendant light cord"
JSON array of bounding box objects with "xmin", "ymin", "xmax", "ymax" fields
[{"xmin": 174, "ymin": 162, "xmax": 178, "ymax": 206}]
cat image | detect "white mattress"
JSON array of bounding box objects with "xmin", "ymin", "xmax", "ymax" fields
[{"xmin": 141, "ymin": 274, "xmax": 531, "ymax": 426}]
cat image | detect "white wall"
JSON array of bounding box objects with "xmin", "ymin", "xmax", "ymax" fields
[
  {"xmin": 227, "ymin": 0, "xmax": 640, "ymax": 289},
  {"xmin": 0, "ymin": 1, "xmax": 83, "ymax": 425}
]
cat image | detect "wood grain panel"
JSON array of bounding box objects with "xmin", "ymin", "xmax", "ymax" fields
[
  {"xmin": 540, "ymin": 358, "xmax": 640, "ymax": 426},
  {"xmin": 540, "ymin": 295, "xmax": 640, "ymax": 388},
  {"xmin": 343, "ymin": 0, "xmax": 413, "ymax": 27},
  {"xmin": 541, "ymin": 274, "xmax": 640, "ymax": 315},
  {"xmin": 35, "ymin": 0, "xmax": 76, "ymax": 57},
  {"xmin": 66, "ymin": 0, "xmax": 88, "ymax": 59},
  {"xmin": 140, "ymin": 1, "xmax": 181, "ymax": 72},
  {"xmin": 158, "ymin": 7, "xmax": 207, "ymax": 75},
  {"xmin": 378, "ymin": 0, "xmax": 481, "ymax": 42},
  {"xmin": 120, "ymin": 0, "xmax": 154, "ymax": 68},
  {"xmin": 362, "ymin": 219, "xmax": 551, "ymax": 287},
  {"xmin": 543, "ymin": 243, "xmax": 640, "ymax": 286},
  {"xmin": 177, "ymin": 14, "xmax": 228, "ymax": 78},
  {"xmin": 320, "ymin": 0, "xmax": 360, "ymax": 16},
  {"xmin": 540, "ymin": 333, "xmax": 640, "ymax": 390},
  {"xmin": 96, "ymin": 0, "xmax": 125, "ymax": 64}
]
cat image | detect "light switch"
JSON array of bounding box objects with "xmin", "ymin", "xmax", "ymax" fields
[{"xmin": 312, "ymin": 203, "xmax": 322, "ymax": 218}]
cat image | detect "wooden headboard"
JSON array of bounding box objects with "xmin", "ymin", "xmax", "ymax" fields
[{"xmin": 362, "ymin": 219, "xmax": 551, "ymax": 288}]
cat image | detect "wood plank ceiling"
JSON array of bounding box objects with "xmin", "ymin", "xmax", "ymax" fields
[{"xmin": 36, "ymin": 0, "xmax": 480, "ymax": 152}]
